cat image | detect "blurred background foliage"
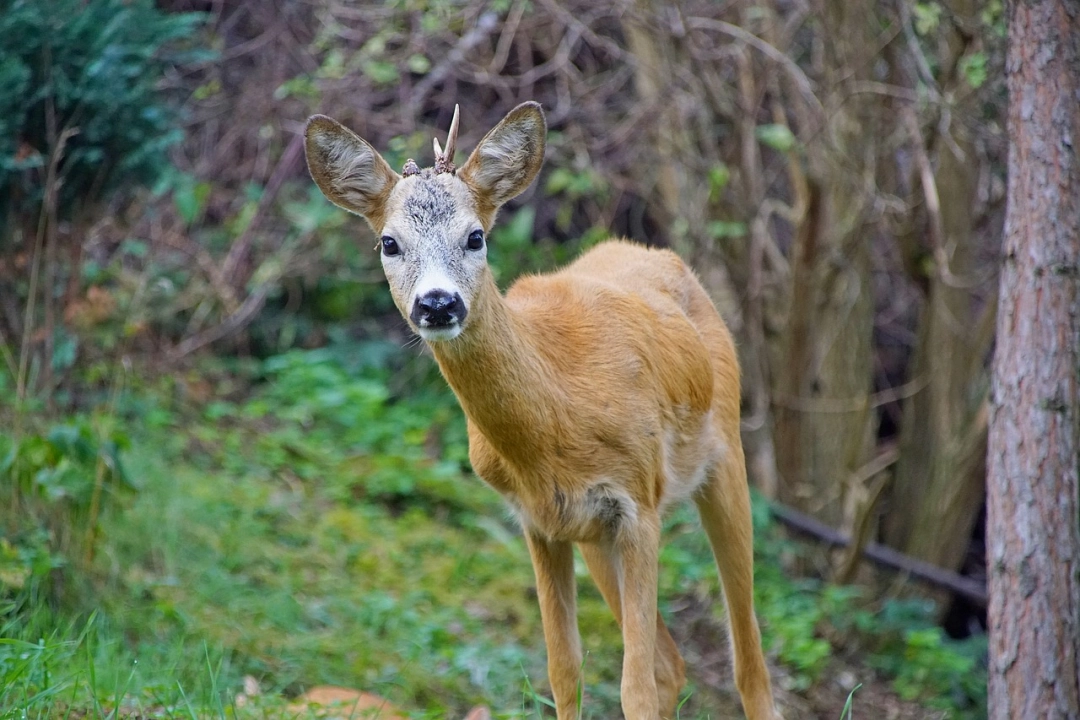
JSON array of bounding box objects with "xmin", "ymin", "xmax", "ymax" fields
[{"xmin": 0, "ymin": 0, "xmax": 1003, "ymax": 717}]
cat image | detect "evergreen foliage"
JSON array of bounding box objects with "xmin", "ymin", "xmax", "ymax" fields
[{"xmin": 0, "ymin": 0, "xmax": 203, "ymax": 226}]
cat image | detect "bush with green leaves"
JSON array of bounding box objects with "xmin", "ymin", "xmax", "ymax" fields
[
  {"xmin": 0, "ymin": 418, "xmax": 133, "ymax": 597},
  {"xmin": 860, "ymin": 599, "xmax": 988, "ymax": 718},
  {"xmin": 0, "ymin": 0, "xmax": 204, "ymax": 227}
]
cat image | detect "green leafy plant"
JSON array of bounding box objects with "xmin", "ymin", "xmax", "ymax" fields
[
  {"xmin": 959, "ymin": 52, "xmax": 988, "ymax": 89},
  {"xmin": 0, "ymin": 0, "xmax": 205, "ymax": 402},
  {"xmin": 0, "ymin": 0, "xmax": 204, "ymax": 226},
  {"xmin": 0, "ymin": 417, "xmax": 133, "ymax": 598},
  {"xmin": 867, "ymin": 619, "xmax": 987, "ymax": 718},
  {"xmin": 754, "ymin": 124, "xmax": 797, "ymax": 153},
  {"xmin": 912, "ymin": 2, "xmax": 943, "ymax": 35}
]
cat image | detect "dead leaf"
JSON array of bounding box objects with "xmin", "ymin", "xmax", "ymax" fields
[{"xmin": 287, "ymin": 686, "xmax": 408, "ymax": 720}]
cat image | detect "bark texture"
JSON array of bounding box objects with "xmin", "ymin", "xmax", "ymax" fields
[
  {"xmin": 885, "ymin": 0, "xmax": 993, "ymax": 575},
  {"xmin": 773, "ymin": 0, "xmax": 878, "ymax": 528},
  {"xmin": 987, "ymin": 0, "xmax": 1080, "ymax": 716}
]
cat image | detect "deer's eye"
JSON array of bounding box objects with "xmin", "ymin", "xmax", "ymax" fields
[
  {"xmin": 381, "ymin": 236, "xmax": 400, "ymax": 256},
  {"xmin": 466, "ymin": 230, "xmax": 485, "ymax": 251}
]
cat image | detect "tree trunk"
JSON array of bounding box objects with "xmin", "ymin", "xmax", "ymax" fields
[
  {"xmin": 772, "ymin": 0, "xmax": 878, "ymax": 529},
  {"xmin": 885, "ymin": 0, "xmax": 994, "ymax": 575},
  {"xmin": 987, "ymin": 0, "xmax": 1080, "ymax": 715}
]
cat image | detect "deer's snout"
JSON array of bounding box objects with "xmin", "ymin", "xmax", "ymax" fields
[{"xmin": 411, "ymin": 290, "xmax": 467, "ymax": 329}]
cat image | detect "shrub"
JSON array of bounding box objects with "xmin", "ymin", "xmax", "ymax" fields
[
  {"xmin": 0, "ymin": 418, "xmax": 133, "ymax": 602},
  {"xmin": 0, "ymin": 0, "xmax": 204, "ymax": 226},
  {"xmin": 0, "ymin": 0, "xmax": 205, "ymax": 402}
]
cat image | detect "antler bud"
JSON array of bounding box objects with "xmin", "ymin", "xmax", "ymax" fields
[
  {"xmin": 444, "ymin": 105, "xmax": 460, "ymax": 163},
  {"xmin": 434, "ymin": 104, "xmax": 460, "ymax": 175}
]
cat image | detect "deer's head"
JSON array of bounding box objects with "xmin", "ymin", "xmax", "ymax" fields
[{"xmin": 304, "ymin": 102, "xmax": 546, "ymax": 342}]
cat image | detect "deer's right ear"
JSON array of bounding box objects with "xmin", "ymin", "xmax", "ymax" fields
[{"xmin": 304, "ymin": 115, "xmax": 400, "ymax": 228}]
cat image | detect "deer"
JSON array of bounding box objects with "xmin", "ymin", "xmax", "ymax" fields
[{"xmin": 304, "ymin": 102, "xmax": 781, "ymax": 720}]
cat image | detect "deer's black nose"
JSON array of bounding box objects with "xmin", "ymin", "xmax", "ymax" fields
[{"xmin": 411, "ymin": 290, "xmax": 466, "ymax": 328}]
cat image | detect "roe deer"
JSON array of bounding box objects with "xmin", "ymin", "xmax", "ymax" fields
[{"xmin": 304, "ymin": 102, "xmax": 780, "ymax": 720}]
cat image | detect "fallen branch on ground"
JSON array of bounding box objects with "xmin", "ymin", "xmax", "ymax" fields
[{"xmin": 769, "ymin": 502, "xmax": 987, "ymax": 606}]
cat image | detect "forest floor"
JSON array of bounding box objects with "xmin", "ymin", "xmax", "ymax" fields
[{"xmin": 1, "ymin": 345, "xmax": 980, "ymax": 719}]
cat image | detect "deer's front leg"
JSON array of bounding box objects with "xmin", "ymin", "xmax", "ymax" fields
[
  {"xmin": 617, "ymin": 514, "xmax": 661, "ymax": 719},
  {"xmin": 524, "ymin": 530, "xmax": 582, "ymax": 719}
]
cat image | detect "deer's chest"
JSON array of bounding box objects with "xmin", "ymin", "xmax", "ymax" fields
[{"xmin": 466, "ymin": 410, "xmax": 719, "ymax": 543}]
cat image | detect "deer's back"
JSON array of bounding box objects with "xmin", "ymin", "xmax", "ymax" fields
[{"xmin": 508, "ymin": 240, "xmax": 738, "ymax": 415}]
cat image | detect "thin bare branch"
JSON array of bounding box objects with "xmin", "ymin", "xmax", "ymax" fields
[
  {"xmin": 773, "ymin": 375, "xmax": 930, "ymax": 414},
  {"xmin": 686, "ymin": 16, "xmax": 824, "ymax": 124}
]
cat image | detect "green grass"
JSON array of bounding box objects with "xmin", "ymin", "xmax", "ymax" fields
[
  {"xmin": 1, "ymin": 346, "xmax": 622, "ymax": 717},
  {"xmin": 0, "ymin": 343, "xmax": 987, "ymax": 718}
]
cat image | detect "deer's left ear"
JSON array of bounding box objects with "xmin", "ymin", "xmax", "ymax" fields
[
  {"xmin": 305, "ymin": 115, "xmax": 401, "ymax": 230},
  {"xmin": 459, "ymin": 102, "xmax": 546, "ymax": 216}
]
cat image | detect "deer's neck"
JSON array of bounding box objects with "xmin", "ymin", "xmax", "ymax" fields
[{"xmin": 428, "ymin": 272, "xmax": 557, "ymax": 463}]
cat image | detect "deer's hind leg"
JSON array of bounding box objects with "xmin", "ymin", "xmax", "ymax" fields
[
  {"xmin": 693, "ymin": 445, "xmax": 780, "ymax": 720},
  {"xmin": 579, "ymin": 540, "xmax": 686, "ymax": 718}
]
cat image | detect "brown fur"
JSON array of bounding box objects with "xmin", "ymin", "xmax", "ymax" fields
[{"xmin": 304, "ymin": 103, "xmax": 780, "ymax": 720}]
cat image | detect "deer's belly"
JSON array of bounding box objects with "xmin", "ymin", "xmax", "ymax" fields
[
  {"xmin": 505, "ymin": 480, "xmax": 640, "ymax": 543},
  {"xmin": 471, "ymin": 409, "xmax": 722, "ymax": 541},
  {"xmin": 658, "ymin": 409, "xmax": 724, "ymax": 513}
]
